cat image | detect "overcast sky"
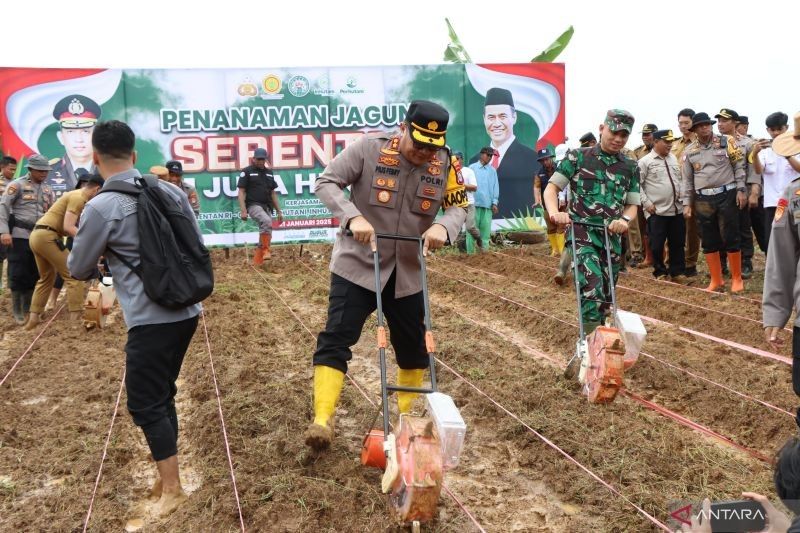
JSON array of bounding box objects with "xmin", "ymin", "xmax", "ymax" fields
[{"xmin": 4, "ymin": 0, "xmax": 797, "ymax": 146}]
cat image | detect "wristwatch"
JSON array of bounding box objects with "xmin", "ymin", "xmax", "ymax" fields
[{"xmin": 621, "ymin": 214, "xmax": 632, "ymax": 222}]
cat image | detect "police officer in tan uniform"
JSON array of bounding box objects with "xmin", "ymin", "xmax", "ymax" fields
[
  {"xmin": 165, "ymin": 161, "xmax": 200, "ymax": 216},
  {"xmin": 627, "ymin": 123, "xmax": 658, "ymax": 268},
  {"xmin": 763, "ymin": 114, "xmax": 800, "ymax": 422},
  {"xmin": 0, "ymin": 156, "xmax": 17, "ymax": 290},
  {"xmin": 681, "ymin": 112, "xmax": 746, "ymax": 293},
  {"xmin": 0, "ymin": 155, "xmax": 56, "ymax": 324},
  {"xmin": 672, "ymin": 108, "xmax": 700, "ymax": 277},
  {"xmin": 304, "ymin": 100, "xmax": 467, "ymax": 450}
]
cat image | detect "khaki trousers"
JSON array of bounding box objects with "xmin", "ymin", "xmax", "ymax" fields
[{"xmin": 29, "ymin": 228, "xmax": 84, "ymax": 313}]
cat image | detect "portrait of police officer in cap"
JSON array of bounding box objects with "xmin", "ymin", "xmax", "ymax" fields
[
  {"xmin": 47, "ymin": 94, "xmax": 102, "ymax": 198},
  {"xmin": 469, "ymin": 87, "xmax": 540, "ymax": 219}
]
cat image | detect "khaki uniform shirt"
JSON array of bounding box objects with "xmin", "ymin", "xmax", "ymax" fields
[
  {"xmin": 735, "ymin": 134, "xmax": 759, "ymax": 187},
  {"xmin": 763, "ymin": 177, "xmax": 800, "ymax": 327},
  {"xmin": 36, "ymin": 189, "xmax": 87, "ymax": 236},
  {"xmin": 632, "ymin": 144, "xmax": 652, "ymax": 161},
  {"xmin": 0, "ymin": 175, "xmax": 55, "ymax": 238},
  {"xmin": 670, "ymin": 135, "xmax": 696, "ymax": 165},
  {"xmin": 680, "ymin": 135, "xmax": 745, "ymax": 203},
  {"xmin": 180, "ymin": 181, "xmax": 201, "ymax": 215},
  {"xmin": 638, "ymin": 151, "xmax": 683, "ymax": 217},
  {"xmin": 314, "ymin": 131, "xmax": 467, "ymax": 298}
]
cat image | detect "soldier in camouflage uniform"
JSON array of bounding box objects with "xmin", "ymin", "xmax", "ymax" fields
[{"xmin": 544, "ymin": 109, "xmax": 641, "ymax": 333}]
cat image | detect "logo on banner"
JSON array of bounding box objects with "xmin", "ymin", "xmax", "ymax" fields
[
  {"xmin": 313, "ymin": 77, "xmax": 334, "ymax": 96},
  {"xmin": 340, "ymin": 75, "xmax": 365, "ymax": 95},
  {"xmin": 261, "ymin": 74, "xmax": 284, "ymax": 100},
  {"xmin": 288, "ymin": 76, "xmax": 310, "ymax": 98},
  {"xmin": 237, "ymin": 77, "xmax": 259, "ymax": 97}
]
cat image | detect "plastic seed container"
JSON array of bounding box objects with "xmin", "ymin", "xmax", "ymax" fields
[
  {"xmin": 425, "ymin": 392, "xmax": 466, "ymax": 470},
  {"xmin": 615, "ymin": 310, "xmax": 647, "ymax": 369}
]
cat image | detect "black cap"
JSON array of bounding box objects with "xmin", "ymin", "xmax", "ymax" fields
[
  {"xmin": 738, "ymin": 115, "xmax": 749, "ymax": 125},
  {"xmin": 689, "ymin": 112, "xmax": 716, "ymax": 130},
  {"xmin": 52, "ymin": 94, "xmax": 101, "ymax": 129},
  {"xmin": 640, "ymin": 123, "xmax": 658, "ymax": 134},
  {"xmin": 405, "ymin": 100, "xmax": 449, "ymax": 148},
  {"xmin": 253, "ymin": 148, "xmax": 268, "ymax": 159},
  {"xmin": 479, "ymin": 146, "xmax": 496, "ymax": 156},
  {"xmin": 165, "ymin": 160, "xmax": 183, "ymax": 175},
  {"xmin": 579, "ymin": 132, "xmax": 597, "ymax": 146},
  {"xmin": 76, "ymin": 172, "xmax": 105, "ymax": 189},
  {"xmin": 766, "ymin": 112, "xmax": 789, "ymax": 129},
  {"xmin": 653, "ymin": 129, "xmax": 678, "ymax": 142},
  {"xmin": 714, "ymin": 108, "xmax": 739, "ymax": 120},
  {"xmin": 536, "ymin": 147, "xmax": 554, "ymax": 161},
  {"xmin": 484, "ymin": 87, "xmax": 514, "ymax": 107}
]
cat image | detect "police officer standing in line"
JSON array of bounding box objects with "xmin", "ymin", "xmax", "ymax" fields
[
  {"xmin": 716, "ymin": 109, "xmax": 756, "ymax": 279},
  {"xmin": 164, "ymin": 161, "xmax": 200, "ymax": 216},
  {"xmin": 763, "ymin": 113, "xmax": 800, "ymax": 425},
  {"xmin": 47, "ymin": 94, "xmax": 101, "ymax": 198},
  {"xmin": 237, "ymin": 148, "xmax": 282, "ymax": 265},
  {"xmin": 0, "ymin": 156, "xmax": 17, "ymax": 291},
  {"xmin": 672, "ymin": 109, "xmax": 700, "ymax": 277},
  {"xmin": 304, "ymin": 100, "xmax": 467, "ymax": 451},
  {"xmin": 0, "ymin": 155, "xmax": 55, "ymax": 324},
  {"xmin": 579, "ymin": 132, "xmax": 597, "ymax": 148},
  {"xmin": 534, "ymin": 147, "xmax": 564, "ymax": 256},
  {"xmin": 627, "ymin": 123, "xmax": 658, "ymax": 269},
  {"xmin": 544, "ymin": 109, "xmax": 640, "ymax": 335},
  {"xmin": 681, "ymin": 112, "xmax": 746, "ymax": 293}
]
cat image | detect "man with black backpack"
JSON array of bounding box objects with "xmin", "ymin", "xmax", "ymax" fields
[{"xmin": 68, "ymin": 120, "xmax": 209, "ymax": 517}]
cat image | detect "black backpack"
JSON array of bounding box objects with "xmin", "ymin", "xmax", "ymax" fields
[{"xmin": 99, "ymin": 175, "xmax": 214, "ymax": 309}]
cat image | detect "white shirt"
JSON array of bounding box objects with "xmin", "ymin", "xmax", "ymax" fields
[
  {"xmin": 757, "ymin": 148, "xmax": 800, "ymax": 207},
  {"xmin": 461, "ymin": 165, "xmax": 477, "ymax": 205}
]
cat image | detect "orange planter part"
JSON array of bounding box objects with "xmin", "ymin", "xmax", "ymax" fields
[
  {"xmin": 360, "ymin": 429, "xmax": 387, "ymax": 470},
  {"xmin": 586, "ymin": 326, "xmax": 625, "ymax": 404},
  {"xmin": 388, "ymin": 415, "xmax": 443, "ymax": 525}
]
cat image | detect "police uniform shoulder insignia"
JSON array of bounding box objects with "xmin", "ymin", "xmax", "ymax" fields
[
  {"xmin": 7, "ymin": 184, "xmax": 17, "ymax": 195},
  {"xmin": 427, "ymin": 165, "xmax": 441, "ymax": 176},
  {"xmin": 380, "ymin": 137, "xmax": 401, "ymax": 155}
]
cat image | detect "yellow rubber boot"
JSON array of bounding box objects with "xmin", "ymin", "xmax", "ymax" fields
[
  {"xmin": 305, "ymin": 365, "xmax": 345, "ymax": 450},
  {"xmin": 547, "ymin": 234, "xmax": 559, "ymax": 256},
  {"xmin": 555, "ymin": 232, "xmax": 565, "ymax": 254},
  {"xmin": 397, "ymin": 368, "xmax": 424, "ymax": 414}
]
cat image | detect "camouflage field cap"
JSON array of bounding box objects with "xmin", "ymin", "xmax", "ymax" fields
[{"xmin": 604, "ymin": 109, "xmax": 635, "ymax": 133}]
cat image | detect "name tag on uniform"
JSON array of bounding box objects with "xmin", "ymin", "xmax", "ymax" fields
[{"xmin": 792, "ymin": 197, "xmax": 800, "ymax": 223}]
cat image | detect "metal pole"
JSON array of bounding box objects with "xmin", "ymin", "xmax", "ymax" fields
[
  {"xmin": 602, "ymin": 224, "xmax": 619, "ymax": 328},
  {"xmin": 373, "ymin": 244, "xmax": 391, "ymax": 438},
  {"xmin": 569, "ymin": 222, "xmax": 585, "ymax": 341},
  {"xmin": 418, "ymin": 238, "xmax": 437, "ymax": 392}
]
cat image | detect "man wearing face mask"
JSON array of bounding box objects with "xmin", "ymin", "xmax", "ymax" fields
[{"xmin": 305, "ymin": 100, "xmax": 467, "ymax": 451}]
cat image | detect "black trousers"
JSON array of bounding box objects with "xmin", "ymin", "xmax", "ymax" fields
[
  {"xmin": 125, "ymin": 315, "xmax": 199, "ymax": 461},
  {"xmin": 8, "ymin": 237, "xmax": 39, "ymax": 291},
  {"xmin": 313, "ymin": 271, "xmax": 428, "ymax": 373},
  {"xmin": 794, "ymin": 327, "xmax": 800, "ymax": 427},
  {"xmin": 694, "ymin": 188, "xmax": 740, "ymax": 253},
  {"xmin": 647, "ymin": 214, "xmax": 686, "ymax": 277},
  {"xmin": 764, "ymin": 206, "xmax": 777, "ymax": 255},
  {"xmin": 749, "ymin": 196, "xmax": 767, "ymax": 254}
]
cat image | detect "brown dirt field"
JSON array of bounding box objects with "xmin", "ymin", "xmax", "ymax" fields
[{"xmin": 0, "ymin": 242, "xmax": 794, "ymax": 532}]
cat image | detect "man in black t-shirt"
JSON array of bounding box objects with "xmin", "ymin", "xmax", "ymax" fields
[{"xmin": 237, "ymin": 148, "xmax": 283, "ymax": 264}]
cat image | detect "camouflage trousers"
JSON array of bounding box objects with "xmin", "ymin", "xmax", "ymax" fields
[{"xmin": 569, "ymin": 226, "xmax": 622, "ymax": 324}]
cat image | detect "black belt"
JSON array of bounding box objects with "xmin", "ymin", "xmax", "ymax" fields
[{"xmin": 33, "ymin": 224, "xmax": 58, "ymax": 232}]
